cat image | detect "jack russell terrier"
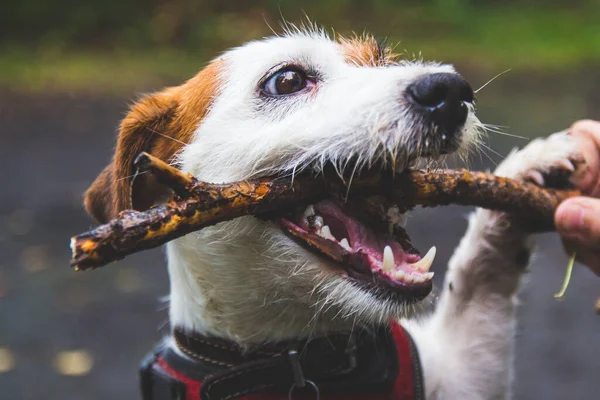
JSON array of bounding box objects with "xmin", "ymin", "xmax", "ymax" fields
[{"xmin": 83, "ymin": 30, "xmax": 581, "ymax": 400}]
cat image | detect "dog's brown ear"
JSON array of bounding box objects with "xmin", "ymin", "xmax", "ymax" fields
[
  {"xmin": 84, "ymin": 88, "xmax": 183, "ymax": 223},
  {"xmin": 84, "ymin": 60, "xmax": 222, "ymax": 223},
  {"xmin": 84, "ymin": 163, "xmax": 116, "ymax": 223}
]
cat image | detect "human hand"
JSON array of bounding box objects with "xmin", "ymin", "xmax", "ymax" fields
[{"xmin": 554, "ymin": 120, "xmax": 600, "ymax": 276}]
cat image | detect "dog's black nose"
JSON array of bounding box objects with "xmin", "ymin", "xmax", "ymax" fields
[{"xmin": 406, "ymin": 73, "xmax": 474, "ymax": 137}]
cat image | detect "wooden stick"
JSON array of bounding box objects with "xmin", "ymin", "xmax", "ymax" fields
[
  {"xmin": 133, "ymin": 153, "xmax": 195, "ymax": 198},
  {"xmin": 70, "ymin": 153, "xmax": 580, "ymax": 270}
]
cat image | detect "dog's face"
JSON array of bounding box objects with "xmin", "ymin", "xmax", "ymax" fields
[
  {"xmin": 182, "ymin": 34, "xmax": 478, "ymax": 182},
  {"xmin": 85, "ymin": 32, "xmax": 481, "ymax": 343}
]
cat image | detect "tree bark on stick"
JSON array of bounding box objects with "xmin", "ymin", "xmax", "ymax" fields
[{"xmin": 70, "ymin": 152, "xmax": 580, "ymax": 270}]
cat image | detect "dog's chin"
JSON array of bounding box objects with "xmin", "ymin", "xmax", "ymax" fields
[{"xmin": 302, "ymin": 258, "xmax": 433, "ymax": 326}]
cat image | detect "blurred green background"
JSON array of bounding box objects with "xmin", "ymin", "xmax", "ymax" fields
[
  {"xmin": 3, "ymin": 0, "xmax": 600, "ymax": 93},
  {"xmin": 1, "ymin": 1, "xmax": 599, "ymax": 399}
]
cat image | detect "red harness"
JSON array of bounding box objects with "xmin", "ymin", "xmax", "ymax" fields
[{"xmin": 141, "ymin": 323, "xmax": 423, "ymax": 400}]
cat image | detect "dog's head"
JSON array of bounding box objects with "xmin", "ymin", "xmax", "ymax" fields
[{"xmin": 85, "ymin": 31, "xmax": 481, "ymax": 343}]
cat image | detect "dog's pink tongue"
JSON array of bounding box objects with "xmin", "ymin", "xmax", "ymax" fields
[
  {"xmin": 314, "ymin": 200, "xmax": 411, "ymax": 264},
  {"xmin": 311, "ymin": 201, "xmax": 436, "ymax": 284}
]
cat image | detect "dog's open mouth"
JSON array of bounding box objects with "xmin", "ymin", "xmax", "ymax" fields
[{"xmin": 278, "ymin": 199, "xmax": 434, "ymax": 302}]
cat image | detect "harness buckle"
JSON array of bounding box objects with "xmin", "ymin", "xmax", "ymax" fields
[{"xmin": 288, "ymin": 348, "xmax": 320, "ymax": 400}]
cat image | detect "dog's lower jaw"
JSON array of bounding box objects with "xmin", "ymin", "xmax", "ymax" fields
[{"xmin": 166, "ymin": 216, "xmax": 419, "ymax": 345}]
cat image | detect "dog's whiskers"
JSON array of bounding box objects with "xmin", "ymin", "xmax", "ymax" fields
[
  {"xmin": 157, "ymin": 318, "xmax": 170, "ymax": 332},
  {"xmin": 475, "ymin": 143, "xmax": 499, "ymax": 166},
  {"xmin": 477, "ymin": 140, "xmax": 505, "ymax": 159},
  {"xmin": 482, "ymin": 124, "xmax": 528, "ymax": 141},
  {"xmin": 115, "ymin": 170, "xmax": 149, "ymax": 182},
  {"xmin": 146, "ymin": 127, "xmax": 189, "ymax": 146},
  {"xmin": 474, "ymin": 69, "xmax": 512, "ymax": 94}
]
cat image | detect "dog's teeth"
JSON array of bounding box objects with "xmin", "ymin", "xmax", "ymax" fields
[
  {"xmin": 382, "ymin": 246, "xmax": 395, "ymax": 273},
  {"xmin": 392, "ymin": 269, "xmax": 433, "ymax": 283},
  {"xmin": 410, "ymin": 246, "xmax": 436, "ymax": 271},
  {"xmin": 394, "ymin": 270, "xmax": 406, "ymax": 280},
  {"xmin": 320, "ymin": 225, "xmax": 335, "ymax": 241},
  {"xmin": 339, "ymin": 238, "xmax": 351, "ymax": 251},
  {"xmin": 303, "ymin": 205, "xmax": 316, "ymax": 220},
  {"xmin": 313, "ymin": 216, "xmax": 324, "ymax": 230}
]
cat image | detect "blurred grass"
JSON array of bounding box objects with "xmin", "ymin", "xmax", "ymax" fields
[
  {"xmin": 2, "ymin": 1, "xmax": 600, "ymax": 94},
  {"xmin": 0, "ymin": 48, "xmax": 209, "ymax": 95}
]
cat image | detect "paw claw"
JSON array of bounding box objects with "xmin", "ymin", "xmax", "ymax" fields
[
  {"xmin": 493, "ymin": 131, "xmax": 583, "ymax": 187},
  {"xmin": 524, "ymin": 170, "xmax": 545, "ymax": 186},
  {"xmin": 557, "ymin": 159, "xmax": 575, "ymax": 172}
]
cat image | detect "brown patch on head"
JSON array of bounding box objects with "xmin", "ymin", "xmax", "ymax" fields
[
  {"xmin": 84, "ymin": 59, "xmax": 223, "ymax": 223},
  {"xmin": 339, "ymin": 35, "xmax": 397, "ymax": 67}
]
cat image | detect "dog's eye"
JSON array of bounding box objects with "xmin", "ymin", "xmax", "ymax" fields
[{"xmin": 263, "ymin": 69, "xmax": 307, "ymax": 96}]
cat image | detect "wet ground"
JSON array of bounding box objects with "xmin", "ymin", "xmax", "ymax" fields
[{"xmin": 0, "ymin": 69, "xmax": 599, "ymax": 399}]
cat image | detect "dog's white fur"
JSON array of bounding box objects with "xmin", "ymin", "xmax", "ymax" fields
[
  {"xmin": 102, "ymin": 31, "xmax": 582, "ymax": 399},
  {"xmin": 170, "ymin": 32, "xmax": 482, "ymax": 341}
]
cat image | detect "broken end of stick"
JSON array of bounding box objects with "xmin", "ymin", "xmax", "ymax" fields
[
  {"xmin": 133, "ymin": 152, "xmax": 196, "ymax": 198},
  {"xmin": 70, "ymin": 247, "xmax": 83, "ymax": 271},
  {"xmin": 69, "ymin": 237, "xmax": 81, "ymax": 267},
  {"xmin": 133, "ymin": 152, "xmax": 152, "ymax": 170},
  {"xmin": 70, "ymin": 234, "xmax": 111, "ymax": 271},
  {"xmin": 70, "ymin": 236, "xmax": 88, "ymax": 271}
]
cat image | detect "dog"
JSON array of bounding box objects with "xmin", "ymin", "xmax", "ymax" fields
[{"xmin": 83, "ymin": 29, "xmax": 581, "ymax": 400}]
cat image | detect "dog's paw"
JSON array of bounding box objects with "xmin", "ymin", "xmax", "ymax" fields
[{"xmin": 494, "ymin": 132, "xmax": 584, "ymax": 188}]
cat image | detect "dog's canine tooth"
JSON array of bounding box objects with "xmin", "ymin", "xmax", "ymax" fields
[
  {"xmin": 410, "ymin": 246, "xmax": 437, "ymax": 271},
  {"xmin": 339, "ymin": 238, "xmax": 351, "ymax": 251},
  {"xmin": 320, "ymin": 225, "xmax": 335, "ymax": 241},
  {"xmin": 424, "ymin": 272, "xmax": 435, "ymax": 280},
  {"xmin": 383, "ymin": 245, "xmax": 395, "ymax": 272}
]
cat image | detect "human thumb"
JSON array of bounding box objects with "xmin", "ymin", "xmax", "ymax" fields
[{"xmin": 555, "ymin": 197, "xmax": 600, "ymax": 248}]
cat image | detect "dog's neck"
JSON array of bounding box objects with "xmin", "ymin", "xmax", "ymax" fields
[{"xmin": 166, "ymin": 224, "xmax": 359, "ymax": 345}]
